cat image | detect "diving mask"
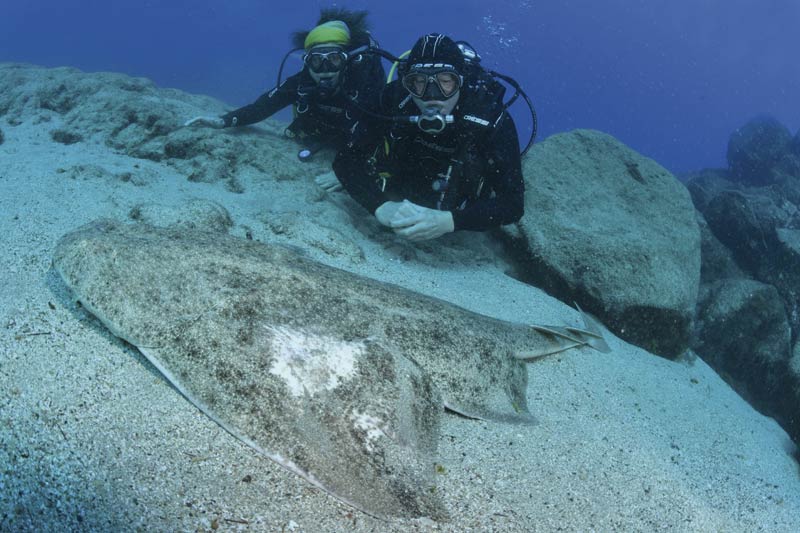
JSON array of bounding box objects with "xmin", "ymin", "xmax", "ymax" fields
[
  {"xmin": 402, "ymin": 68, "xmax": 462, "ymax": 100},
  {"xmin": 304, "ymin": 48, "xmax": 348, "ymax": 73}
]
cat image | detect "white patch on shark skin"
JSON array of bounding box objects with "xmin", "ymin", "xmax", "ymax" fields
[
  {"xmin": 351, "ymin": 411, "xmax": 394, "ymax": 452},
  {"xmin": 267, "ymin": 326, "xmax": 361, "ymax": 397}
]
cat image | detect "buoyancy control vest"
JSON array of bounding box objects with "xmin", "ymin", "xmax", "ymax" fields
[{"xmin": 374, "ymin": 69, "xmax": 509, "ymax": 211}]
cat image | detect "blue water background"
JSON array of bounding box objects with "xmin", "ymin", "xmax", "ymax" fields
[{"xmin": 2, "ymin": 0, "xmax": 798, "ymax": 175}]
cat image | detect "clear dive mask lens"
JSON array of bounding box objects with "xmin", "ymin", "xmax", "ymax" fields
[
  {"xmin": 402, "ymin": 70, "xmax": 462, "ymax": 100},
  {"xmin": 304, "ymin": 50, "xmax": 347, "ymax": 73}
]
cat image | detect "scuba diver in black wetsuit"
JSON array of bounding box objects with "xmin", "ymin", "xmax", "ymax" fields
[
  {"xmin": 184, "ymin": 9, "xmax": 385, "ymax": 191},
  {"xmin": 333, "ymin": 33, "xmax": 528, "ymax": 241}
]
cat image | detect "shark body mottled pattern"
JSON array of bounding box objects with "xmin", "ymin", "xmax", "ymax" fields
[{"xmin": 53, "ymin": 220, "xmax": 605, "ymax": 518}]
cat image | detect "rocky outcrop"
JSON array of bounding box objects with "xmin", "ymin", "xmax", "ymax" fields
[
  {"xmin": 506, "ymin": 129, "xmax": 701, "ymax": 358},
  {"xmin": 127, "ymin": 199, "xmax": 234, "ymax": 233},
  {"xmin": 782, "ymin": 341, "xmax": 800, "ymax": 448},
  {"xmin": 726, "ymin": 116, "xmax": 797, "ymax": 186},
  {"xmin": 695, "ymin": 212, "xmax": 745, "ymax": 284},
  {"xmin": 684, "ymin": 168, "xmax": 734, "ymax": 212},
  {"xmin": 0, "ymin": 63, "xmax": 323, "ymax": 193},
  {"xmin": 694, "ymin": 279, "xmax": 791, "ymax": 400},
  {"xmin": 701, "ymin": 187, "xmax": 800, "ymax": 332},
  {"xmin": 687, "ymin": 115, "xmax": 800, "ymax": 453}
]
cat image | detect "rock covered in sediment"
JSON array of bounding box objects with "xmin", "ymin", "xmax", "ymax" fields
[
  {"xmin": 693, "ymin": 276, "xmax": 799, "ymax": 455},
  {"xmin": 684, "ymin": 168, "xmax": 735, "ymax": 213},
  {"xmin": 0, "ymin": 63, "xmax": 318, "ymax": 192},
  {"xmin": 695, "ymin": 211, "xmax": 746, "ymax": 284},
  {"xmin": 685, "ymin": 118, "xmax": 800, "ymax": 455},
  {"xmin": 726, "ymin": 116, "xmax": 800, "ymax": 186},
  {"xmin": 701, "ymin": 187, "xmax": 800, "ymax": 325},
  {"xmin": 694, "ymin": 278, "xmax": 791, "ymax": 399},
  {"xmin": 128, "ymin": 198, "xmax": 234, "ymax": 233},
  {"xmin": 507, "ymin": 129, "xmax": 700, "ymax": 358}
]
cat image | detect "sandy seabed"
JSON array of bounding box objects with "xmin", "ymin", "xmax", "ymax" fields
[{"xmin": 1, "ymin": 98, "xmax": 799, "ymax": 532}]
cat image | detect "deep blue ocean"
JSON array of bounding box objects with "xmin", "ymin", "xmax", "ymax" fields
[{"xmin": 2, "ymin": 0, "xmax": 798, "ymax": 175}]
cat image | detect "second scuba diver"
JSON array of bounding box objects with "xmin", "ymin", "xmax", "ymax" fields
[
  {"xmin": 184, "ymin": 8, "xmax": 385, "ymax": 191},
  {"xmin": 333, "ymin": 33, "xmax": 526, "ymax": 241}
]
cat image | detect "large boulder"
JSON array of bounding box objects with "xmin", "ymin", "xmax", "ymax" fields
[
  {"xmin": 684, "ymin": 168, "xmax": 736, "ymax": 213},
  {"xmin": 702, "ymin": 189, "xmax": 781, "ymax": 273},
  {"xmin": 693, "ymin": 279, "xmax": 791, "ymax": 404},
  {"xmin": 693, "ymin": 278, "xmax": 799, "ymax": 451},
  {"xmin": 792, "ymin": 129, "xmax": 800, "ymax": 158},
  {"xmin": 702, "ymin": 189, "xmax": 800, "ymax": 332},
  {"xmin": 727, "ymin": 116, "xmax": 794, "ymax": 186},
  {"xmin": 783, "ymin": 341, "xmax": 800, "ymax": 447},
  {"xmin": 507, "ymin": 129, "xmax": 700, "ymax": 358},
  {"xmin": 695, "ymin": 212, "xmax": 745, "ymax": 284}
]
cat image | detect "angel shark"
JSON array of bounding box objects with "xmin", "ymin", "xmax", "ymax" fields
[{"xmin": 53, "ymin": 219, "xmax": 607, "ymax": 520}]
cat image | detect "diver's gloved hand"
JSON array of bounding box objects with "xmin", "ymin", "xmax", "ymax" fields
[
  {"xmin": 183, "ymin": 116, "xmax": 225, "ymax": 129},
  {"xmin": 388, "ymin": 200, "xmax": 455, "ymax": 241},
  {"xmin": 314, "ymin": 171, "xmax": 343, "ymax": 192},
  {"xmin": 374, "ymin": 201, "xmax": 405, "ymax": 227}
]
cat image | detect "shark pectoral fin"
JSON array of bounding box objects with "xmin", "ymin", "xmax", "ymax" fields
[
  {"xmin": 527, "ymin": 306, "xmax": 612, "ymax": 356},
  {"xmin": 443, "ymin": 401, "xmax": 486, "ymax": 420},
  {"xmin": 564, "ymin": 326, "xmax": 604, "ymax": 340},
  {"xmin": 531, "ymin": 324, "xmax": 586, "ymax": 345},
  {"xmin": 514, "ymin": 341, "xmax": 586, "ymax": 362},
  {"xmin": 561, "ymin": 326, "xmax": 611, "ymax": 353},
  {"xmin": 444, "ymin": 401, "xmax": 538, "ymax": 425}
]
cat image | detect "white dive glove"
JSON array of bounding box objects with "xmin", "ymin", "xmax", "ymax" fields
[
  {"xmin": 374, "ymin": 201, "xmax": 405, "ymax": 227},
  {"xmin": 377, "ymin": 200, "xmax": 455, "ymax": 241},
  {"xmin": 314, "ymin": 171, "xmax": 343, "ymax": 192},
  {"xmin": 183, "ymin": 116, "xmax": 225, "ymax": 128}
]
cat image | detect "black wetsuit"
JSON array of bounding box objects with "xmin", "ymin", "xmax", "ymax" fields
[
  {"xmin": 333, "ymin": 80, "xmax": 524, "ymax": 231},
  {"xmin": 221, "ymin": 46, "xmax": 385, "ymax": 150}
]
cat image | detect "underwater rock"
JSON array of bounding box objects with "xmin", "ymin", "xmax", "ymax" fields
[
  {"xmin": 783, "ymin": 341, "xmax": 800, "ymax": 454},
  {"xmin": 0, "ymin": 63, "xmax": 302, "ymax": 188},
  {"xmin": 0, "ymin": 127, "xmax": 4, "ymax": 144},
  {"xmin": 684, "ymin": 168, "xmax": 736, "ymax": 213},
  {"xmin": 693, "ymin": 277, "xmax": 800, "ymax": 453},
  {"xmin": 702, "ymin": 189, "xmax": 783, "ymax": 274},
  {"xmin": 791, "ymin": 129, "xmax": 800, "ymax": 159},
  {"xmin": 507, "ymin": 129, "xmax": 700, "ymax": 358},
  {"xmin": 690, "ymin": 179, "xmax": 800, "ymax": 447},
  {"xmin": 791, "ymin": 340, "xmax": 800, "ymax": 383},
  {"xmin": 702, "ymin": 189, "xmax": 800, "ymax": 331},
  {"xmin": 127, "ymin": 199, "xmax": 234, "ymax": 233},
  {"xmin": 55, "ymin": 163, "xmax": 154, "ymax": 186},
  {"xmin": 695, "ymin": 212, "xmax": 746, "ymax": 284},
  {"xmin": 50, "ymin": 129, "xmax": 83, "ymax": 145},
  {"xmin": 727, "ymin": 116, "xmax": 793, "ymax": 186},
  {"xmin": 260, "ymin": 211, "xmax": 366, "ymax": 264},
  {"xmin": 693, "ymin": 278, "xmax": 791, "ymax": 400}
]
